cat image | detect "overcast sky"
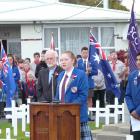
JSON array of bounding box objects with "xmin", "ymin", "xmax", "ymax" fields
[{"xmin": 121, "ymin": 0, "xmax": 140, "ymax": 13}]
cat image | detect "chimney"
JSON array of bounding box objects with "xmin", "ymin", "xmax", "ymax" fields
[{"xmin": 103, "ymin": 0, "xmax": 109, "ymax": 9}]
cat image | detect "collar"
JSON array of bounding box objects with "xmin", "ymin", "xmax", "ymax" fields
[
  {"xmin": 82, "ymin": 58, "xmax": 88, "ymax": 62},
  {"xmin": 65, "ymin": 67, "xmax": 74, "ymax": 78},
  {"xmin": 138, "ymin": 71, "xmax": 140, "ymax": 76}
]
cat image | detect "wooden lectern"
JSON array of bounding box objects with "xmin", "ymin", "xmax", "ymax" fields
[{"xmin": 30, "ymin": 103, "xmax": 80, "ymax": 140}]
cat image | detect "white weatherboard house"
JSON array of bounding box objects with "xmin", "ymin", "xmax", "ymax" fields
[{"xmin": 0, "ymin": 0, "xmax": 140, "ymax": 59}]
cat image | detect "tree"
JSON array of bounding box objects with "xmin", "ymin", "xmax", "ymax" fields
[{"xmin": 59, "ymin": 0, "xmax": 129, "ymax": 11}]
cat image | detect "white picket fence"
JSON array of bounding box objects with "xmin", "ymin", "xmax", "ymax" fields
[
  {"xmin": 1, "ymin": 98, "xmax": 126, "ymax": 138},
  {"xmin": 4, "ymin": 98, "xmax": 31, "ymax": 137},
  {"xmin": 88, "ymin": 98, "xmax": 125, "ymax": 128}
]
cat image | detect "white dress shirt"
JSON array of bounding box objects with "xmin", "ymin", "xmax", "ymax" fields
[{"xmin": 59, "ymin": 67, "xmax": 74, "ymax": 100}]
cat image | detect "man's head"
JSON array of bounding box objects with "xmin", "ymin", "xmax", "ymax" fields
[
  {"xmin": 40, "ymin": 50, "xmax": 47, "ymax": 61},
  {"xmin": 136, "ymin": 52, "xmax": 140, "ymax": 70},
  {"xmin": 110, "ymin": 51, "xmax": 117, "ymax": 61},
  {"xmin": 33, "ymin": 52, "xmax": 40, "ymax": 63},
  {"xmin": 7, "ymin": 54, "xmax": 14, "ymax": 66},
  {"xmin": 45, "ymin": 50, "xmax": 58, "ymax": 68},
  {"xmin": 81, "ymin": 47, "xmax": 88, "ymax": 59}
]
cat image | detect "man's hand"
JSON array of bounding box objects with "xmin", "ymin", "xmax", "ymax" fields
[
  {"xmin": 131, "ymin": 111, "xmax": 140, "ymax": 120},
  {"xmin": 86, "ymin": 67, "xmax": 92, "ymax": 75}
]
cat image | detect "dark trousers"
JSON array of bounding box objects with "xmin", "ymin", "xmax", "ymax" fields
[
  {"xmin": 92, "ymin": 89, "xmax": 105, "ymax": 108},
  {"xmin": 132, "ymin": 131, "xmax": 140, "ymax": 140},
  {"xmin": 106, "ymin": 90, "xmax": 115, "ymax": 105},
  {"xmin": 0, "ymin": 102, "xmax": 6, "ymax": 118}
]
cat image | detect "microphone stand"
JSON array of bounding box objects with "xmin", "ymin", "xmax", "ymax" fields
[
  {"xmin": 51, "ymin": 74, "xmax": 54, "ymax": 103},
  {"xmin": 51, "ymin": 73, "xmax": 60, "ymax": 104}
]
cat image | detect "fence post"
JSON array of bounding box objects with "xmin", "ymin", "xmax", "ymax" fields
[
  {"xmin": 6, "ymin": 128, "xmax": 11, "ymax": 139},
  {"xmin": 27, "ymin": 98, "xmax": 31, "ymax": 124},
  {"xmin": 122, "ymin": 103, "xmax": 125, "ymax": 123},
  {"xmin": 21, "ymin": 104, "xmax": 26, "ymax": 132},
  {"xmin": 95, "ymin": 100, "xmax": 100, "ymax": 128},
  {"xmin": 114, "ymin": 98, "xmax": 118, "ymax": 124},
  {"xmin": 105, "ymin": 106, "xmax": 109, "ymax": 125},
  {"xmin": 11, "ymin": 100, "xmax": 16, "ymax": 128},
  {"xmin": 13, "ymin": 107, "xmax": 17, "ymax": 136}
]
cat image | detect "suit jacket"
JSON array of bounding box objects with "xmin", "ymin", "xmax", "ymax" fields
[
  {"xmin": 37, "ymin": 65, "xmax": 63, "ymax": 102},
  {"xmin": 55, "ymin": 68, "xmax": 89, "ymax": 123},
  {"xmin": 126, "ymin": 70, "xmax": 140, "ymax": 116},
  {"xmin": 77, "ymin": 58, "xmax": 97, "ymax": 89},
  {"xmin": 35, "ymin": 61, "xmax": 48, "ymax": 78}
]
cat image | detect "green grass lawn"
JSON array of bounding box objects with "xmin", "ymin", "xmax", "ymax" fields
[
  {"xmin": 0, "ymin": 120, "xmax": 30, "ymax": 140},
  {"xmin": 0, "ymin": 119, "xmax": 102, "ymax": 140}
]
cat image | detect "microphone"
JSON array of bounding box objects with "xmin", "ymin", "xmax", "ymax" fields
[{"xmin": 51, "ymin": 73, "xmax": 60, "ymax": 104}]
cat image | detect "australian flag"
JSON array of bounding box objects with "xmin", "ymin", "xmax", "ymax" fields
[
  {"xmin": 88, "ymin": 33, "xmax": 100, "ymax": 69},
  {"xmin": 127, "ymin": 1, "xmax": 140, "ymax": 72},
  {"xmin": 89, "ymin": 32, "xmax": 121, "ymax": 99},
  {"xmin": 1, "ymin": 41, "xmax": 16, "ymax": 107}
]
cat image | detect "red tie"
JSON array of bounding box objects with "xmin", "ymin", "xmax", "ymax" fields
[{"xmin": 61, "ymin": 74, "xmax": 68, "ymax": 102}]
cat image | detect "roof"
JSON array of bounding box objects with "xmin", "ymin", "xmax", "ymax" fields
[{"xmin": 0, "ymin": 0, "xmax": 139, "ymax": 24}]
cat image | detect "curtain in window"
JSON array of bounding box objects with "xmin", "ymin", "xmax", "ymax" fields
[
  {"xmin": 101, "ymin": 27, "xmax": 114, "ymax": 47},
  {"xmin": 61, "ymin": 27, "xmax": 90, "ymax": 55}
]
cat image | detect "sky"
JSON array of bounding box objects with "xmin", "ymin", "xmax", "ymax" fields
[{"xmin": 121, "ymin": 0, "xmax": 140, "ymax": 13}]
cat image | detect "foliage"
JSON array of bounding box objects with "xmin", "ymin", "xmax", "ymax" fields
[{"xmin": 60, "ymin": 0, "xmax": 129, "ymax": 11}]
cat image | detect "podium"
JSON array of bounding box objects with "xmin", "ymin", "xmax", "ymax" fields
[{"xmin": 30, "ymin": 102, "xmax": 80, "ymax": 140}]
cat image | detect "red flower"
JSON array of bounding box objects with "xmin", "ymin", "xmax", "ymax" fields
[
  {"xmin": 54, "ymin": 72, "xmax": 59, "ymax": 76},
  {"xmin": 71, "ymin": 74, "xmax": 77, "ymax": 79}
]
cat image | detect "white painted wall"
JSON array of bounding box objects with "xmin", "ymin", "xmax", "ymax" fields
[
  {"xmin": 21, "ymin": 24, "xmax": 43, "ymax": 60},
  {"xmin": 115, "ymin": 23, "xmax": 129, "ymax": 51}
]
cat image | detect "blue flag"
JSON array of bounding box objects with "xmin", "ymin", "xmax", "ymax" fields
[
  {"xmin": 127, "ymin": 1, "xmax": 140, "ymax": 72},
  {"xmin": 89, "ymin": 32, "xmax": 121, "ymax": 99},
  {"xmin": 1, "ymin": 41, "xmax": 16, "ymax": 107}
]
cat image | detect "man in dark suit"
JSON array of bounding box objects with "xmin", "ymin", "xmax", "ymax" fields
[
  {"xmin": 37, "ymin": 50, "xmax": 63, "ymax": 102},
  {"xmin": 77, "ymin": 47, "xmax": 98, "ymax": 107},
  {"xmin": 35, "ymin": 50, "xmax": 48, "ymax": 78}
]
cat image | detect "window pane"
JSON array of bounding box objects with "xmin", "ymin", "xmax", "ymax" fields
[
  {"xmin": 101, "ymin": 27, "xmax": 114, "ymax": 47},
  {"xmin": 61, "ymin": 27, "xmax": 91, "ymax": 55},
  {"xmin": 8, "ymin": 42, "xmax": 21, "ymax": 58},
  {"xmin": 44, "ymin": 28, "xmax": 58, "ymax": 48},
  {"xmin": 90, "ymin": 27, "xmax": 98, "ymax": 41}
]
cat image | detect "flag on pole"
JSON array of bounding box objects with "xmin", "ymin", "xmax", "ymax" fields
[
  {"xmin": 89, "ymin": 32, "xmax": 121, "ymax": 99},
  {"xmin": 88, "ymin": 34, "xmax": 100, "ymax": 69},
  {"xmin": 127, "ymin": 0, "xmax": 140, "ymax": 72},
  {"xmin": 50, "ymin": 32, "xmax": 55, "ymax": 50},
  {"xmin": 1, "ymin": 41, "xmax": 16, "ymax": 107}
]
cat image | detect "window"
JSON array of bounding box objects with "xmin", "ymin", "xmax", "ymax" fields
[
  {"xmin": 44, "ymin": 28, "xmax": 58, "ymax": 48},
  {"xmin": 44, "ymin": 26, "xmax": 115, "ymax": 56},
  {"xmin": 61, "ymin": 27, "xmax": 91, "ymax": 55},
  {"xmin": 8, "ymin": 42, "xmax": 21, "ymax": 58},
  {"xmin": 101, "ymin": 27, "xmax": 114, "ymax": 47}
]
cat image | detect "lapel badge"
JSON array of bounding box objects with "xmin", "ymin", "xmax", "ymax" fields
[{"xmin": 71, "ymin": 87, "xmax": 78, "ymax": 93}]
